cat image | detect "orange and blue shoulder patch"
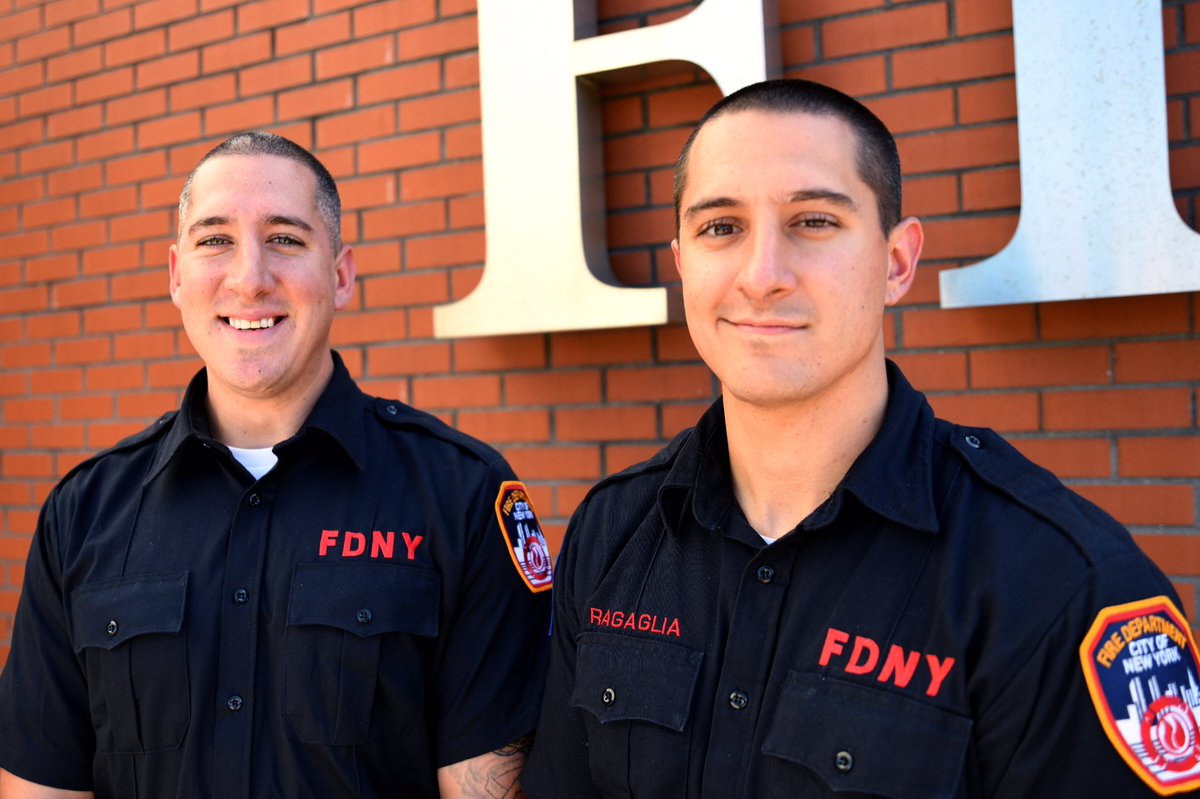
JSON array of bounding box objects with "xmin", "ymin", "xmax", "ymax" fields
[
  {"xmin": 1080, "ymin": 596, "xmax": 1200, "ymax": 795},
  {"xmin": 494, "ymin": 481, "xmax": 553, "ymax": 593}
]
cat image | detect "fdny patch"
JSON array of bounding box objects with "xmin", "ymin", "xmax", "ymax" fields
[
  {"xmin": 494, "ymin": 481, "xmax": 553, "ymax": 593},
  {"xmin": 1080, "ymin": 596, "xmax": 1200, "ymax": 795}
]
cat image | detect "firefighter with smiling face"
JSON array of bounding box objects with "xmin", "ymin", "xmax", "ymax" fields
[
  {"xmin": 521, "ymin": 79, "xmax": 1195, "ymax": 797},
  {"xmin": 0, "ymin": 132, "xmax": 552, "ymax": 799}
]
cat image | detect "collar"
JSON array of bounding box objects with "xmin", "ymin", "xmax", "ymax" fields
[
  {"xmin": 656, "ymin": 360, "xmax": 940, "ymax": 538},
  {"xmin": 143, "ymin": 351, "xmax": 368, "ymax": 485}
]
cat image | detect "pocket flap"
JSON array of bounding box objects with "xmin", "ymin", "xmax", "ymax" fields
[
  {"xmin": 70, "ymin": 572, "xmax": 189, "ymax": 652},
  {"xmin": 763, "ymin": 671, "xmax": 971, "ymax": 797},
  {"xmin": 570, "ymin": 632, "xmax": 703, "ymax": 731},
  {"xmin": 288, "ymin": 562, "xmax": 441, "ymax": 638}
]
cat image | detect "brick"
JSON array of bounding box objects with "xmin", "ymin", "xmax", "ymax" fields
[
  {"xmin": 85, "ymin": 362, "xmax": 143, "ymax": 391},
  {"xmin": 117, "ymin": 390, "xmax": 177, "ymax": 418},
  {"xmin": 363, "ymin": 270, "xmax": 447, "ymax": 309},
  {"xmin": 368, "ymin": 342, "xmax": 450, "ymax": 376},
  {"xmin": 169, "ymin": 74, "xmax": 235, "ymax": 112},
  {"xmin": 1187, "ymin": 2, "xmax": 1200, "ymax": 45},
  {"xmin": 505, "ymin": 371, "xmax": 601, "ymax": 406},
  {"xmin": 502, "ymin": 445, "xmax": 600, "ymax": 481},
  {"xmin": 2, "ymin": 398, "xmax": 53, "ymax": 422},
  {"xmin": 607, "ymin": 365, "xmax": 713, "ymax": 402},
  {"xmin": 603, "ymin": 95, "xmax": 644, "ymax": 135},
  {"xmin": 107, "ymin": 151, "xmax": 168, "ymax": 186},
  {"xmin": 278, "ymin": 80, "xmax": 354, "ymax": 121},
  {"xmin": 75, "ymin": 8, "xmax": 132, "ymax": 46},
  {"xmin": 406, "ymin": 230, "xmax": 483, "ymax": 269},
  {"xmin": 551, "ymin": 328, "xmax": 652, "ymax": 367},
  {"xmin": 779, "ymin": 0, "xmax": 882, "ymax": 24},
  {"xmin": 105, "ymin": 88, "xmax": 166, "ymax": 126},
  {"xmin": 237, "ymin": 0, "xmax": 308, "ymax": 33},
  {"xmin": 168, "ymin": 9, "xmax": 233, "ymax": 51},
  {"xmin": 52, "ymin": 277, "xmax": 107, "ymax": 308},
  {"xmin": 400, "ymin": 161, "xmax": 482, "ymax": 202},
  {"xmin": 1040, "ymin": 295, "xmax": 1190, "ymax": 341},
  {"xmin": 450, "ymin": 334, "xmax": 545, "ymax": 373},
  {"xmin": 3, "ymin": 454, "xmax": 55, "ymax": 479},
  {"xmin": 60, "ymin": 394, "xmax": 116, "ymax": 420},
  {"xmin": 1114, "ymin": 340, "xmax": 1200, "ymax": 383},
  {"xmin": 2, "ymin": 63, "xmax": 43, "ymax": 95},
  {"xmin": 113, "ymin": 330, "xmax": 174, "ymax": 360},
  {"xmin": 111, "ymin": 270, "xmax": 166, "ymax": 302},
  {"xmin": 22, "ymin": 197, "xmax": 75, "ymax": 229},
  {"xmin": 28, "ymin": 364, "xmax": 83, "ymax": 390},
  {"xmin": 884, "ymin": 352, "xmax": 965, "ymax": 392},
  {"xmin": 456, "ymin": 409, "xmax": 550, "ymax": 444},
  {"xmin": 901, "ymin": 305, "xmax": 1034, "ymax": 348},
  {"xmin": 105, "ymin": 29, "xmax": 166, "ymax": 68},
  {"xmin": 823, "ymin": 3, "xmax": 948, "ymax": 59},
  {"xmin": 237, "ymin": 54, "xmax": 311, "ymax": 96},
  {"xmin": 85, "ymin": 304, "xmax": 143, "ymax": 333},
  {"xmin": 137, "ymin": 112, "xmax": 200, "ymax": 149},
  {"xmin": 1169, "ymin": 144, "xmax": 1200, "ymax": 190},
  {"xmin": 18, "ymin": 85, "xmax": 72, "ymax": 119},
  {"xmin": 397, "ymin": 16, "xmax": 475, "ymax": 59},
  {"xmin": 276, "ymin": 13, "xmax": 350, "ymax": 57},
  {"xmin": 361, "ymin": 202, "xmax": 444, "ymax": 244},
  {"xmin": 608, "ymin": 208, "xmax": 673, "ymax": 249},
  {"xmin": 339, "ymin": 175, "xmax": 397, "ymax": 211},
  {"xmin": 448, "ymin": 194, "xmax": 482, "ymax": 229},
  {"xmin": 79, "ymin": 185, "xmax": 137, "ymax": 219},
  {"xmin": 16, "ymin": 27, "xmax": 70, "ymax": 63},
  {"xmin": 556, "ymin": 406, "xmax": 657, "ymax": 442},
  {"xmin": 136, "ymin": 51, "xmax": 200, "ymax": 90},
  {"xmin": 1009, "ymin": 437, "xmax": 1112, "ymax": 479},
  {"xmin": 962, "ymin": 167, "xmax": 1020, "ymax": 211},
  {"xmin": 1119, "ymin": 437, "xmax": 1200, "ymax": 478},
  {"xmin": 925, "ymin": 391, "xmax": 1039, "ymax": 432},
  {"xmin": 865, "ymin": 89, "xmax": 955, "ymax": 136},
  {"xmin": 201, "ymin": 32, "xmax": 270, "ymax": 73},
  {"xmin": 957, "ymin": 0, "xmax": 1012, "ymax": 35},
  {"xmin": 204, "ymin": 97, "xmax": 273, "ymax": 136},
  {"xmin": 899, "ymin": 124, "xmax": 1018, "ymax": 175},
  {"xmin": 0, "ymin": 176, "xmax": 43, "ymax": 206},
  {"xmin": 316, "ymin": 35, "xmax": 396, "ymax": 81},
  {"xmin": 148, "ymin": 358, "xmax": 201, "ymax": 389},
  {"xmin": 134, "ymin": 0, "xmax": 195, "ymax": 30},
  {"xmin": 76, "ymin": 126, "xmax": 135, "ymax": 162},
  {"xmin": 1137, "ymin": 535, "xmax": 1200, "ymax": 580},
  {"xmin": 1074, "ymin": 485, "xmax": 1195, "ymax": 527},
  {"xmin": 346, "ymin": 243, "xmax": 399, "ymax": 278},
  {"xmin": 603, "ymin": 444, "xmax": 661, "ymax": 475},
  {"xmin": 1043, "ymin": 388, "xmax": 1192, "ymax": 431},
  {"xmin": 74, "ymin": 67, "xmax": 131, "ymax": 104},
  {"xmin": 959, "ymin": 78, "xmax": 1017, "ymax": 125},
  {"xmin": 970, "ymin": 346, "xmax": 1110, "ymax": 389},
  {"xmin": 781, "ymin": 25, "xmax": 816, "ymax": 68},
  {"xmin": 314, "ymin": 106, "xmax": 394, "ymax": 150},
  {"xmin": 606, "ymin": 129, "xmax": 689, "ymax": 172},
  {"xmin": 444, "ymin": 52, "xmax": 478, "ymax": 90},
  {"xmin": 112, "ymin": 211, "xmax": 170, "ymax": 243},
  {"xmin": 1165, "ymin": 51, "xmax": 1200, "ymax": 95},
  {"xmin": 789, "ymin": 55, "xmax": 887, "ymax": 98},
  {"xmin": 82, "ymin": 242, "xmax": 141, "ymax": 275},
  {"xmin": 0, "ymin": 342, "xmax": 50, "ymax": 368},
  {"xmin": 47, "ymin": 46, "xmax": 103, "ymax": 83},
  {"xmin": 358, "ymin": 131, "xmax": 441, "ymax": 175},
  {"xmin": 353, "ymin": 0, "xmax": 435, "ymax": 35},
  {"xmin": 26, "ymin": 254, "xmax": 77, "ymax": 282},
  {"xmin": 328, "ymin": 309, "xmax": 408, "ymax": 345},
  {"xmin": 399, "ymin": 89, "xmax": 479, "ymax": 132},
  {"xmin": 32, "ymin": 424, "xmax": 85, "ymax": 450},
  {"xmin": 89, "ymin": 423, "xmax": 151, "ymax": 449},
  {"xmin": 410, "ymin": 374, "xmax": 499, "ymax": 409},
  {"xmin": 0, "ymin": 6, "xmax": 41, "ymax": 40},
  {"xmin": 900, "ymin": 174, "xmax": 957, "ymax": 217},
  {"xmin": 49, "ymin": 220, "xmax": 105, "ymax": 251},
  {"xmin": 893, "ymin": 36, "xmax": 1015, "ymax": 89}
]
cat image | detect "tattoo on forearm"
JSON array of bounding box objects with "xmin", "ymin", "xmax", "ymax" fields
[{"xmin": 451, "ymin": 735, "xmax": 534, "ymax": 799}]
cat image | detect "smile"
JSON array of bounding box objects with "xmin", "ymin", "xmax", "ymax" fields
[{"xmin": 225, "ymin": 316, "xmax": 281, "ymax": 330}]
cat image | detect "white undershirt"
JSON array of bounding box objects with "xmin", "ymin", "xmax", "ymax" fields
[
  {"xmin": 759, "ymin": 534, "xmax": 777, "ymax": 546},
  {"xmin": 228, "ymin": 445, "xmax": 279, "ymax": 480}
]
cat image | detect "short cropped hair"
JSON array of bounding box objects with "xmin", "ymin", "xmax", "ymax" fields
[
  {"xmin": 673, "ymin": 79, "xmax": 902, "ymax": 237},
  {"xmin": 177, "ymin": 132, "xmax": 343, "ymax": 249}
]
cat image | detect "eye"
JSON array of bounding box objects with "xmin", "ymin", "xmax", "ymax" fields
[
  {"xmin": 697, "ymin": 219, "xmax": 741, "ymax": 238},
  {"xmin": 794, "ymin": 214, "xmax": 838, "ymax": 230},
  {"xmin": 196, "ymin": 235, "xmax": 231, "ymax": 247},
  {"xmin": 269, "ymin": 234, "xmax": 304, "ymax": 247}
]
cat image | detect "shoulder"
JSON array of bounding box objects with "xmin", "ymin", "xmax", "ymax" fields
[
  {"xmin": 363, "ymin": 394, "xmax": 508, "ymax": 470},
  {"xmin": 55, "ymin": 411, "xmax": 177, "ymax": 493},
  {"xmin": 575, "ymin": 426, "xmax": 692, "ymax": 516}
]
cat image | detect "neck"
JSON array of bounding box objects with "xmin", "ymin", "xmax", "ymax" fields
[
  {"xmin": 723, "ymin": 361, "xmax": 890, "ymax": 540},
  {"xmin": 205, "ymin": 359, "xmax": 334, "ymax": 449}
]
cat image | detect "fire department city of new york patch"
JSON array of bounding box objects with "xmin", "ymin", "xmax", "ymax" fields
[
  {"xmin": 494, "ymin": 481, "xmax": 553, "ymax": 593},
  {"xmin": 1080, "ymin": 596, "xmax": 1200, "ymax": 795}
]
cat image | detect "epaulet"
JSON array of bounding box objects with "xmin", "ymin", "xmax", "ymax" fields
[
  {"xmin": 945, "ymin": 423, "xmax": 1131, "ymax": 562},
  {"xmin": 368, "ymin": 396, "xmax": 504, "ymax": 466},
  {"xmin": 59, "ymin": 410, "xmax": 178, "ymax": 482},
  {"xmin": 579, "ymin": 425, "xmax": 694, "ymax": 500}
]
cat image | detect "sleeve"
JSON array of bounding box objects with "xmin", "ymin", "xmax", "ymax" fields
[
  {"xmin": 0, "ymin": 489, "xmax": 96, "ymax": 790},
  {"xmin": 520, "ymin": 498, "xmax": 603, "ymax": 799},
  {"xmin": 976, "ymin": 549, "xmax": 1190, "ymax": 798},
  {"xmin": 431, "ymin": 458, "xmax": 553, "ymax": 767}
]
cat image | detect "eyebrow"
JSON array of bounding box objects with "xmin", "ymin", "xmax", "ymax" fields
[
  {"xmin": 186, "ymin": 214, "xmax": 315, "ymax": 238},
  {"xmin": 682, "ymin": 188, "xmax": 859, "ymax": 222}
]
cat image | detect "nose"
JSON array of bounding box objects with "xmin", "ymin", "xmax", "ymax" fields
[
  {"xmin": 224, "ymin": 241, "xmax": 274, "ymax": 298},
  {"xmin": 735, "ymin": 224, "xmax": 796, "ymax": 303}
]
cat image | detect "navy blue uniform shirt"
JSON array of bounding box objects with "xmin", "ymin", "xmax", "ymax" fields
[
  {"xmin": 523, "ymin": 362, "xmax": 1184, "ymax": 798},
  {"xmin": 0, "ymin": 352, "xmax": 551, "ymax": 797}
]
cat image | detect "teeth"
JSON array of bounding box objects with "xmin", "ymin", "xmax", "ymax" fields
[{"xmin": 228, "ymin": 317, "xmax": 276, "ymax": 330}]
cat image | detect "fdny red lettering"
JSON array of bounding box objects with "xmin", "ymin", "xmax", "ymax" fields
[
  {"xmin": 318, "ymin": 530, "xmax": 424, "ymax": 561},
  {"xmin": 589, "ymin": 607, "xmax": 681, "ymax": 638},
  {"xmin": 819, "ymin": 627, "xmax": 956, "ymax": 698}
]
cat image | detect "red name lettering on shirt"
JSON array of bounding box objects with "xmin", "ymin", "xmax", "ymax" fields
[
  {"xmin": 819, "ymin": 626, "xmax": 956, "ymax": 698},
  {"xmin": 318, "ymin": 529, "xmax": 424, "ymax": 561},
  {"xmin": 589, "ymin": 607, "xmax": 681, "ymax": 637}
]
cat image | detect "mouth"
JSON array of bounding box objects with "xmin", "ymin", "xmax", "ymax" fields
[{"xmin": 224, "ymin": 316, "xmax": 284, "ymax": 330}]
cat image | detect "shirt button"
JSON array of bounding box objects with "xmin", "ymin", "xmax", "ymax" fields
[
  {"xmin": 756, "ymin": 565, "xmax": 775, "ymax": 584},
  {"xmin": 106, "ymin": 620, "xmax": 118, "ymax": 637},
  {"xmin": 356, "ymin": 608, "xmax": 373, "ymax": 624},
  {"xmin": 227, "ymin": 695, "xmax": 244, "ymax": 712},
  {"xmin": 233, "ymin": 589, "xmax": 249, "ymax": 604},
  {"xmin": 248, "ymin": 493, "xmax": 261, "ymax": 507},
  {"xmin": 965, "ymin": 434, "xmax": 981, "ymax": 449},
  {"xmin": 386, "ymin": 404, "xmax": 398, "ymax": 415},
  {"xmin": 601, "ymin": 687, "xmax": 616, "ymax": 706},
  {"xmin": 728, "ymin": 690, "xmax": 749, "ymax": 710},
  {"xmin": 835, "ymin": 750, "xmax": 853, "ymax": 772}
]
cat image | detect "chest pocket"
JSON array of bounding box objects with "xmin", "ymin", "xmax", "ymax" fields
[
  {"xmin": 70, "ymin": 572, "xmax": 190, "ymax": 754},
  {"xmin": 570, "ymin": 632, "xmax": 703, "ymax": 796},
  {"xmin": 285, "ymin": 561, "xmax": 441, "ymax": 746},
  {"xmin": 761, "ymin": 671, "xmax": 972, "ymax": 799}
]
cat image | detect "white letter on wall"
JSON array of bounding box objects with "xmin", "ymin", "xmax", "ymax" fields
[
  {"xmin": 434, "ymin": 0, "xmax": 778, "ymax": 339},
  {"xmin": 939, "ymin": 0, "xmax": 1200, "ymax": 308}
]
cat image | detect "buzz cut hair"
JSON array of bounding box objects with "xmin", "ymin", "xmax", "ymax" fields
[
  {"xmin": 177, "ymin": 131, "xmax": 343, "ymax": 249},
  {"xmin": 673, "ymin": 79, "xmax": 902, "ymax": 237}
]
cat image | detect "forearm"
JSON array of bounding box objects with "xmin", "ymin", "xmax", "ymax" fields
[
  {"xmin": 436, "ymin": 735, "xmax": 532, "ymax": 799},
  {"xmin": 0, "ymin": 769, "xmax": 93, "ymax": 799}
]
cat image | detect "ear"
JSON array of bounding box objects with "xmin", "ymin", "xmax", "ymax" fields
[
  {"xmin": 332, "ymin": 245, "xmax": 357, "ymax": 311},
  {"xmin": 884, "ymin": 216, "xmax": 923, "ymax": 307},
  {"xmin": 671, "ymin": 238, "xmax": 682, "ymax": 277},
  {"xmin": 168, "ymin": 243, "xmax": 183, "ymax": 308}
]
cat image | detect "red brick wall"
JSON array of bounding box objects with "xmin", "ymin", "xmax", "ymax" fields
[{"xmin": 1, "ymin": 0, "xmax": 1199, "ymax": 668}]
